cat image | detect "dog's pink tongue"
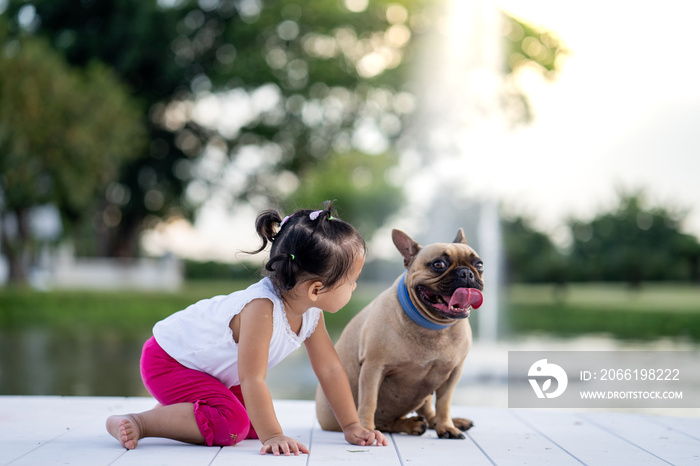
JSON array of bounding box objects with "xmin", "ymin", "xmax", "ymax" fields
[{"xmin": 449, "ymin": 288, "xmax": 484, "ymax": 310}]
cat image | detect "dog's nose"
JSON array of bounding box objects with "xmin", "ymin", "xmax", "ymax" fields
[{"xmin": 457, "ymin": 267, "xmax": 475, "ymax": 281}]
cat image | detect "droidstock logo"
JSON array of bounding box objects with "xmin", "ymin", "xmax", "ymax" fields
[{"xmin": 528, "ymin": 359, "xmax": 568, "ymax": 399}]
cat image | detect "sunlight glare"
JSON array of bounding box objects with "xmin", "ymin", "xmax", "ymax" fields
[{"xmin": 344, "ymin": 0, "xmax": 368, "ymax": 13}]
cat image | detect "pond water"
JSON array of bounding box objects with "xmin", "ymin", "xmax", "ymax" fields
[
  {"xmin": 0, "ymin": 325, "xmax": 327, "ymax": 399},
  {"xmin": 0, "ymin": 327, "xmax": 150, "ymax": 397}
]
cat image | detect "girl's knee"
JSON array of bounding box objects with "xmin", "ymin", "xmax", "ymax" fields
[{"xmin": 194, "ymin": 400, "xmax": 250, "ymax": 446}]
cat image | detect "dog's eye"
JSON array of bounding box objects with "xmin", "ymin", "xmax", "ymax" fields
[
  {"xmin": 432, "ymin": 260, "xmax": 447, "ymax": 270},
  {"xmin": 474, "ymin": 261, "xmax": 484, "ymax": 273}
]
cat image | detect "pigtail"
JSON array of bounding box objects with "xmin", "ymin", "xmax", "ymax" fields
[
  {"xmin": 311, "ymin": 200, "xmax": 337, "ymax": 233},
  {"xmin": 250, "ymin": 209, "xmax": 283, "ymax": 255},
  {"xmin": 321, "ymin": 199, "xmax": 335, "ymax": 220},
  {"xmin": 265, "ymin": 251, "xmax": 299, "ymax": 290}
]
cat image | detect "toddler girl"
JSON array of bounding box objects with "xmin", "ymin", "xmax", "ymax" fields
[{"xmin": 106, "ymin": 204, "xmax": 387, "ymax": 455}]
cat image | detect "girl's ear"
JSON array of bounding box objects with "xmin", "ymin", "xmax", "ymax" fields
[{"xmin": 307, "ymin": 281, "xmax": 324, "ymax": 302}]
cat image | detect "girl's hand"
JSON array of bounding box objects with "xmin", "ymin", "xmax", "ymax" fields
[
  {"xmin": 260, "ymin": 434, "xmax": 310, "ymax": 456},
  {"xmin": 343, "ymin": 423, "xmax": 389, "ymax": 447}
]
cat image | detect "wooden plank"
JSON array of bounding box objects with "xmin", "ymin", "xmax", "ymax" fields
[
  {"xmin": 580, "ymin": 412, "xmax": 700, "ymax": 465},
  {"xmin": 0, "ymin": 396, "xmax": 96, "ymax": 464},
  {"xmin": 457, "ymin": 406, "xmax": 581, "ymax": 465},
  {"xmin": 0, "ymin": 396, "xmax": 122, "ymax": 465},
  {"xmin": 649, "ymin": 414, "xmax": 700, "ymax": 440},
  {"xmin": 307, "ymin": 422, "xmax": 401, "ymax": 465},
  {"xmin": 389, "ymin": 407, "xmax": 493, "ymax": 466},
  {"xmin": 1, "ymin": 397, "xmax": 156, "ymax": 466},
  {"xmin": 211, "ymin": 400, "xmax": 312, "ymax": 465},
  {"xmin": 110, "ymin": 441, "xmax": 221, "ymax": 466},
  {"xmin": 0, "ymin": 395, "xmax": 85, "ymax": 426},
  {"xmin": 391, "ymin": 430, "xmax": 492, "ymax": 466},
  {"xmin": 513, "ymin": 409, "xmax": 671, "ymax": 465},
  {"xmin": 10, "ymin": 417, "xmax": 131, "ymax": 466}
]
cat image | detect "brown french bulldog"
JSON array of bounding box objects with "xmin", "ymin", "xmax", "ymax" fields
[{"xmin": 316, "ymin": 228, "xmax": 484, "ymax": 438}]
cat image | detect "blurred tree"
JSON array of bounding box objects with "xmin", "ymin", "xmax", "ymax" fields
[
  {"xmin": 501, "ymin": 12, "xmax": 568, "ymax": 124},
  {"xmin": 1, "ymin": 0, "xmax": 431, "ymax": 257},
  {"xmin": 0, "ymin": 24, "xmax": 146, "ymax": 283},
  {"xmin": 284, "ymin": 151, "xmax": 402, "ymax": 238},
  {"xmin": 502, "ymin": 215, "xmax": 566, "ymax": 283},
  {"xmin": 567, "ymin": 189, "xmax": 700, "ymax": 285},
  {"xmin": 1, "ymin": 0, "xmax": 566, "ymax": 260}
]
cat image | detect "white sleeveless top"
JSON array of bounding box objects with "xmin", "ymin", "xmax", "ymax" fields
[{"xmin": 153, "ymin": 277, "xmax": 322, "ymax": 388}]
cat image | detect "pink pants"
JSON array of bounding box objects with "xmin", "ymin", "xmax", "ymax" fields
[{"xmin": 140, "ymin": 336, "xmax": 257, "ymax": 446}]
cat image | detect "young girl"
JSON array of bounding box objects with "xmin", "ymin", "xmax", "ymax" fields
[{"xmin": 106, "ymin": 204, "xmax": 387, "ymax": 456}]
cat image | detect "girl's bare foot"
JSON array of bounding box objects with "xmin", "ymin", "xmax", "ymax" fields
[{"xmin": 106, "ymin": 414, "xmax": 142, "ymax": 449}]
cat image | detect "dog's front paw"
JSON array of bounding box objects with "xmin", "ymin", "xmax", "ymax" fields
[
  {"xmin": 406, "ymin": 415, "xmax": 429, "ymax": 436},
  {"xmin": 380, "ymin": 415, "xmax": 428, "ymax": 435},
  {"xmin": 452, "ymin": 417, "xmax": 474, "ymax": 432},
  {"xmin": 436, "ymin": 426, "xmax": 466, "ymax": 439}
]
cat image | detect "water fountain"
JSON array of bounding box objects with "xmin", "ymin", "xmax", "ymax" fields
[
  {"xmin": 476, "ymin": 199, "xmax": 502, "ymax": 342},
  {"xmin": 399, "ymin": 0, "xmax": 506, "ymax": 341}
]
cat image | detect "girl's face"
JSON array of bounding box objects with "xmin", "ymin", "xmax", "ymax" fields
[{"xmin": 316, "ymin": 255, "xmax": 365, "ymax": 313}]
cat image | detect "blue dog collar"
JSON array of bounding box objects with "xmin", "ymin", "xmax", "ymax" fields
[{"xmin": 397, "ymin": 273, "xmax": 450, "ymax": 330}]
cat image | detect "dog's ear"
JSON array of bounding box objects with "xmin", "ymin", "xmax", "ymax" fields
[
  {"xmin": 392, "ymin": 229, "xmax": 421, "ymax": 268},
  {"xmin": 453, "ymin": 228, "xmax": 467, "ymax": 244}
]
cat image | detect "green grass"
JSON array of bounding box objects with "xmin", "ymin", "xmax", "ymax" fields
[
  {"xmin": 505, "ymin": 282, "xmax": 700, "ymax": 341},
  {"xmin": 2, "ymin": 281, "xmax": 700, "ymax": 342},
  {"xmin": 0, "ymin": 279, "xmax": 376, "ymax": 338},
  {"xmin": 0, "ymin": 280, "xmax": 242, "ymax": 333}
]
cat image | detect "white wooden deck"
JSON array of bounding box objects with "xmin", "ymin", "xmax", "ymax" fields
[{"xmin": 1, "ymin": 396, "xmax": 698, "ymax": 465}]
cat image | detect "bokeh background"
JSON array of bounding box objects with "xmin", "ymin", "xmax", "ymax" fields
[{"xmin": 1, "ymin": 0, "xmax": 698, "ymax": 414}]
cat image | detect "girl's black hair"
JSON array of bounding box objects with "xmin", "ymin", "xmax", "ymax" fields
[{"xmin": 250, "ymin": 201, "xmax": 366, "ymax": 292}]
